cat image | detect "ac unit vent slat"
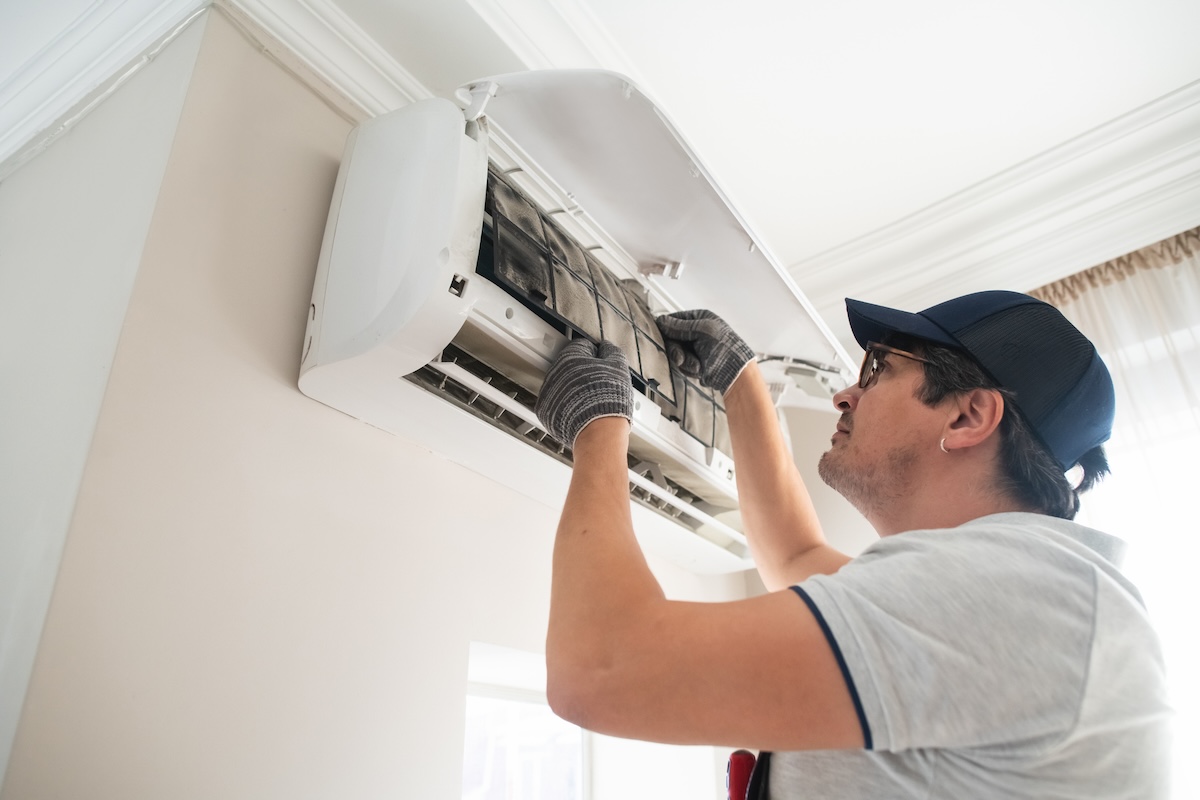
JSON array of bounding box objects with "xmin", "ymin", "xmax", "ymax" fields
[{"xmin": 408, "ymin": 345, "xmax": 748, "ymax": 558}]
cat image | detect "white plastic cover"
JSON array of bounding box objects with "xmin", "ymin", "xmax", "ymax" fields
[
  {"xmin": 301, "ymin": 97, "xmax": 488, "ymax": 379},
  {"xmin": 457, "ymin": 70, "xmax": 853, "ymax": 370}
]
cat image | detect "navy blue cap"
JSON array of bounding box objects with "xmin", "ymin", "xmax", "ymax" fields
[{"xmin": 845, "ymin": 290, "xmax": 1114, "ymax": 470}]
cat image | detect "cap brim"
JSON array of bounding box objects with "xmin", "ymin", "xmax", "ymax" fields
[{"xmin": 845, "ymin": 298, "xmax": 961, "ymax": 351}]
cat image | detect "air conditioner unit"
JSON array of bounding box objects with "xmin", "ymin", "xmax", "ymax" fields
[{"xmin": 299, "ymin": 70, "xmax": 853, "ymax": 573}]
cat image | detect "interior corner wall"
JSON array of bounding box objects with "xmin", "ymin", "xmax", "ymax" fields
[
  {"xmin": 0, "ymin": 12, "xmax": 208, "ymax": 789},
  {"xmin": 1, "ymin": 10, "xmax": 745, "ymax": 799}
]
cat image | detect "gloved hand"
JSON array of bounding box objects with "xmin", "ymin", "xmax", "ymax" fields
[
  {"xmin": 656, "ymin": 310, "xmax": 755, "ymax": 394},
  {"xmin": 535, "ymin": 338, "xmax": 634, "ymax": 447}
]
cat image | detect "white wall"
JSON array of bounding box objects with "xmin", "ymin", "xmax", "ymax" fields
[
  {"xmin": 1, "ymin": 11, "xmax": 746, "ymax": 798},
  {"xmin": 784, "ymin": 406, "xmax": 877, "ymax": 555},
  {"xmin": 0, "ymin": 13, "xmax": 208, "ymax": 788}
]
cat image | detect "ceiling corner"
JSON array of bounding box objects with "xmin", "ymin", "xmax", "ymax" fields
[
  {"xmin": 789, "ymin": 79, "xmax": 1200, "ymax": 326},
  {"xmin": 0, "ymin": 0, "xmax": 208, "ymax": 172}
]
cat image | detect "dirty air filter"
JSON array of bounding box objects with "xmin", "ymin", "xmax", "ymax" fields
[{"xmin": 480, "ymin": 167, "xmax": 732, "ymax": 452}]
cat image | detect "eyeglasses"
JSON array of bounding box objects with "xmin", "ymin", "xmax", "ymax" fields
[{"xmin": 858, "ymin": 342, "xmax": 931, "ymax": 389}]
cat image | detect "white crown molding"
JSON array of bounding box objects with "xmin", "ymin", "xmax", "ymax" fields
[
  {"xmin": 0, "ymin": 0, "xmax": 435, "ymax": 178},
  {"xmin": 792, "ymin": 79, "xmax": 1200, "ymax": 343},
  {"xmin": 0, "ymin": 0, "xmax": 208, "ymax": 173},
  {"xmin": 220, "ymin": 0, "xmax": 432, "ymax": 116}
]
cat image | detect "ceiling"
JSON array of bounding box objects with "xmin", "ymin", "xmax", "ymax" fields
[
  {"xmin": 327, "ymin": 0, "xmax": 1200, "ymax": 350},
  {"xmin": 4, "ymin": 0, "xmax": 1200, "ymax": 351}
]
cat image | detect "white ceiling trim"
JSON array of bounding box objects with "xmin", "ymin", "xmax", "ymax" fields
[
  {"xmin": 793, "ymin": 79, "xmax": 1200, "ymax": 312},
  {"xmin": 0, "ymin": 0, "xmax": 634, "ymax": 157},
  {"xmin": 0, "ymin": 0, "xmax": 434, "ymax": 177},
  {"xmin": 221, "ymin": 0, "xmax": 432, "ymax": 115},
  {"xmin": 0, "ymin": 0, "xmax": 207, "ymax": 174}
]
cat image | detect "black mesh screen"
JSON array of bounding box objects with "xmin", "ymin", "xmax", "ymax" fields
[
  {"xmin": 626, "ymin": 285, "xmax": 665, "ymax": 339},
  {"xmin": 635, "ymin": 330, "xmax": 673, "ymax": 398},
  {"xmin": 598, "ymin": 298, "xmax": 641, "ymax": 376},
  {"xmin": 489, "ymin": 176, "xmax": 544, "ymax": 241},
  {"xmin": 957, "ymin": 304, "xmax": 1093, "ymax": 424},
  {"xmin": 494, "ymin": 219, "xmax": 552, "ymax": 304},
  {"xmin": 480, "ymin": 168, "xmax": 739, "ymax": 448},
  {"xmin": 544, "ymin": 222, "xmax": 591, "ymax": 279},
  {"xmin": 552, "ymin": 260, "xmax": 603, "ymax": 341},
  {"xmin": 588, "ymin": 254, "xmax": 634, "ymax": 317}
]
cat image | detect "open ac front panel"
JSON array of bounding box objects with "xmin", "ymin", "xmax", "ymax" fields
[
  {"xmin": 299, "ymin": 72, "xmax": 853, "ymax": 574},
  {"xmin": 402, "ymin": 165, "xmax": 748, "ymax": 558}
]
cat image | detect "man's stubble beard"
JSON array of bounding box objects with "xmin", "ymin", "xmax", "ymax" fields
[{"xmin": 818, "ymin": 441, "xmax": 919, "ymax": 518}]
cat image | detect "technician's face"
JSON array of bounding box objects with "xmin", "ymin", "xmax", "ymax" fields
[{"xmin": 818, "ymin": 347, "xmax": 941, "ymax": 517}]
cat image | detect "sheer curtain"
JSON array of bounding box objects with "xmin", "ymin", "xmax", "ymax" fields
[{"xmin": 1032, "ymin": 226, "xmax": 1200, "ymax": 798}]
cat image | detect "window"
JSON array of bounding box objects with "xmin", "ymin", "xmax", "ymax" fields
[
  {"xmin": 461, "ymin": 642, "xmax": 728, "ymax": 800},
  {"xmin": 461, "ymin": 642, "xmax": 584, "ymax": 800},
  {"xmin": 462, "ymin": 692, "xmax": 584, "ymax": 800}
]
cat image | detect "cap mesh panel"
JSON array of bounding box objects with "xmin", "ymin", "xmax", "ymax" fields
[{"xmin": 955, "ymin": 304, "xmax": 1092, "ymax": 425}]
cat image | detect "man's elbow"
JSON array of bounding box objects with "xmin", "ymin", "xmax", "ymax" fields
[
  {"xmin": 546, "ymin": 670, "xmax": 585, "ymax": 727},
  {"xmin": 545, "ymin": 655, "xmax": 613, "ymax": 731},
  {"xmin": 545, "ymin": 608, "xmax": 665, "ymax": 731}
]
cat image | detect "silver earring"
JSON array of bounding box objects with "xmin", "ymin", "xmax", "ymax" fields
[{"xmin": 939, "ymin": 438, "xmax": 949, "ymax": 454}]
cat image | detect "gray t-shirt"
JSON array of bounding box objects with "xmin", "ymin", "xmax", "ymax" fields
[{"xmin": 770, "ymin": 512, "xmax": 1171, "ymax": 799}]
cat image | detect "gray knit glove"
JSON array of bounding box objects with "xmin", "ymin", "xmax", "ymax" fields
[
  {"xmin": 656, "ymin": 310, "xmax": 755, "ymax": 394},
  {"xmin": 535, "ymin": 339, "xmax": 633, "ymax": 447}
]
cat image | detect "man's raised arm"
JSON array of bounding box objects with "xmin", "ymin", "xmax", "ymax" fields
[
  {"xmin": 535, "ymin": 336, "xmax": 863, "ymax": 751},
  {"xmin": 657, "ymin": 312, "xmax": 850, "ymax": 589}
]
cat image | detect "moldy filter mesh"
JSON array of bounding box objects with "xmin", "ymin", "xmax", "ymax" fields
[{"xmin": 480, "ymin": 167, "xmax": 730, "ymax": 451}]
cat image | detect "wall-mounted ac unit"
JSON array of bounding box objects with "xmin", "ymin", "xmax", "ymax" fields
[{"xmin": 299, "ymin": 70, "xmax": 853, "ymax": 574}]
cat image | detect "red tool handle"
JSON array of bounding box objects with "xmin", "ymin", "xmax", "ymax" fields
[{"xmin": 727, "ymin": 749, "xmax": 756, "ymax": 800}]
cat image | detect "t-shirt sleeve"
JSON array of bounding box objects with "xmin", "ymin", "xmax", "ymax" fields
[{"xmin": 796, "ymin": 527, "xmax": 1097, "ymax": 753}]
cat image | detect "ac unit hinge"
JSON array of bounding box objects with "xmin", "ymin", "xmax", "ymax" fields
[
  {"xmin": 460, "ymin": 81, "xmax": 499, "ymax": 122},
  {"xmin": 639, "ymin": 261, "xmax": 685, "ymax": 280}
]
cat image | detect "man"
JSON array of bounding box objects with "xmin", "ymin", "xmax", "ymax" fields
[{"xmin": 534, "ymin": 291, "xmax": 1171, "ymax": 798}]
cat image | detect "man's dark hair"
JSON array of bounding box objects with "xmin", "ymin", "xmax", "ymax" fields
[{"xmin": 891, "ymin": 336, "xmax": 1109, "ymax": 519}]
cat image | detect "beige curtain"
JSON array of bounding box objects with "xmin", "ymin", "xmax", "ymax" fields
[
  {"xmin": 1032, "ymin": 225, "xmax": 1200, "ymax": 798},
  {"xmin": 1031, "ymin": 226, "xmax": 1200, "ymax": 449},
  {"xmin": 1032, "ymin": 226, "xmax": 1200, "ymax": 307}
]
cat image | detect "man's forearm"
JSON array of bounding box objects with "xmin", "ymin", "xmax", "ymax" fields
[
  {"xmin": 545, "ymin": 418, "xmax": 665, "ymax": 712},
  {"xmin": 723, "ymin": 362, "xmax": 849, "ymax": 588}
]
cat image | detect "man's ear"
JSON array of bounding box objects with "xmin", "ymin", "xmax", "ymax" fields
[{"xmin": 942, "ymin": 388, "xmax": 1005, "ymax": 451}]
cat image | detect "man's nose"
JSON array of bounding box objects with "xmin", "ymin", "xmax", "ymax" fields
[{"xmin": 832, "ymin": 384, "xmax": 862, "ymax": 412}]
